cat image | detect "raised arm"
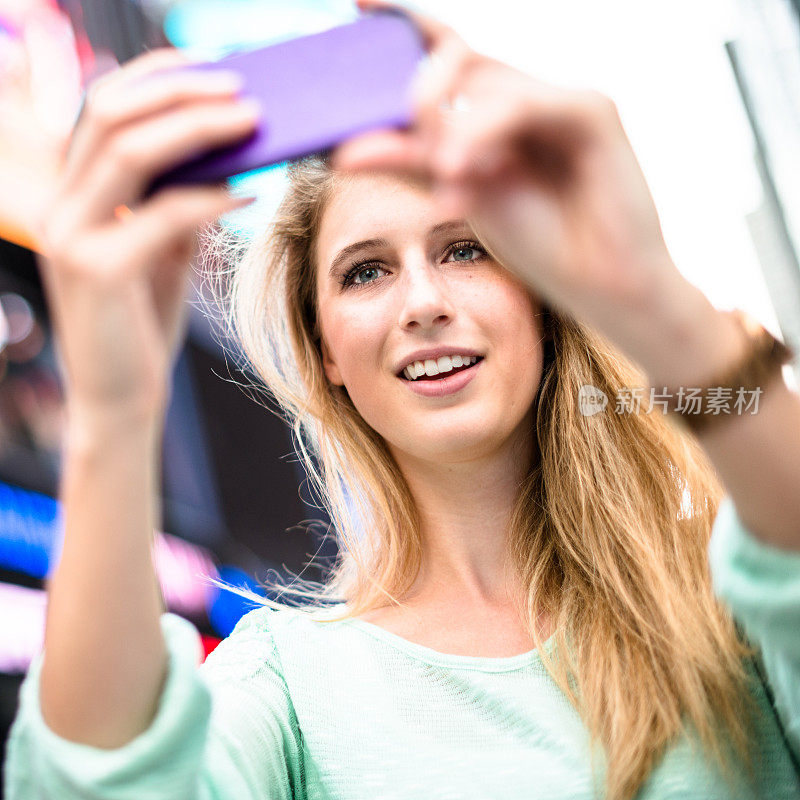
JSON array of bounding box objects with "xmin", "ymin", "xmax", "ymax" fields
[
  {"xmin": 621, "ymin": 268, "xmax": 800, "ymax": 552},
  {"xmin": 35, "ymin": 49, "xmax": 258, "ymax": 749},
  {"xmin": 333, "ymin": 0, "xmax": 800, "ymax": 551}
]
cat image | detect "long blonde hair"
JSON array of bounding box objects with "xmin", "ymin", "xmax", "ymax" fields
[{"xmin": 203, "ymin": 155, "xmax": 758, "ymax": 800}]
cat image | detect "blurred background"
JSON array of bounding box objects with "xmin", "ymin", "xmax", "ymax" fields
[{"xmin": 0, "ymin": 0, "xmax": 799, "ymax": 788}]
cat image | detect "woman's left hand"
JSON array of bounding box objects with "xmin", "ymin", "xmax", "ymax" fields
[{"xmin": 333, "ymin": 0, "xmax": 695, "ymax": 361}]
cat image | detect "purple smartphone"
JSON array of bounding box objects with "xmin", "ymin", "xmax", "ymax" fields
[{"xmin": 149, "ymin": 10, "xmax": 425, "ymax": 192}]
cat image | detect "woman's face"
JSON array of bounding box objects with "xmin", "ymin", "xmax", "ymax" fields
[{"xmin": 315, "ymin": 173, "xmax": 545, "ymax": 463}]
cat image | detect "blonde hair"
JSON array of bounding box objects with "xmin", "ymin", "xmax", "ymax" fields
[{"xmin": 203, "ymin": 155, "xmax": 759, "ymax": 800}]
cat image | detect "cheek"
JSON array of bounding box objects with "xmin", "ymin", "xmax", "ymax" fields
[
  {"xmin": 322, "ymin": 300, "xmax": 390, "ymax": 384},
  {"xmin": 511, "ymin": 293, "xmax": 543, "ymax": 350},
  {"xmin": 488, "ymin": 285, "xmax": 544, "ymax": 387}
]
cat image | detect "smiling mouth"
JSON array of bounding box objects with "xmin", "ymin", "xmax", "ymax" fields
[{"xmin": 399, "ymin": 356, "xmax": 484, "ymax": 381}]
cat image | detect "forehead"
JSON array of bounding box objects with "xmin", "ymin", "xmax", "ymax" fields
[{"xmin": 317, "ymin": 173, "xmax": 438, "ymax": 255}]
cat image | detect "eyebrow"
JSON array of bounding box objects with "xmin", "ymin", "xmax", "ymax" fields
[{"xmin": 327, "ymin": 220, "xmax": 471, "ymax": 282}]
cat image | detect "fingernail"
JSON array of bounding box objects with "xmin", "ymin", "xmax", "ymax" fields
[{"xmin": 203, "ymin": 70, "xmax": 245, "ymax": 93}]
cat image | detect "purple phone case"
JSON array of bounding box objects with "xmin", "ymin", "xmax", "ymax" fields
[{"xmin": 150, "ymin": 11, "xmax": 425, "ymax": 191}]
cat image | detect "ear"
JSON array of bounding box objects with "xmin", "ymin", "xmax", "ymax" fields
[{"xmin": 320, "ymin": 336, "xmax": 345, "ymax": 386}]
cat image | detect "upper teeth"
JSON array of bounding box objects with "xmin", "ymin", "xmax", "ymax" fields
[{"xmin": 402, "ymin": 355, "xmax": 479, "ymax": 380}]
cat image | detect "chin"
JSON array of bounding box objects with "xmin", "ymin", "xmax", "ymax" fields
[{"xmin": 386, "ymin": 413, "xmax": 518, "ymax": 463}]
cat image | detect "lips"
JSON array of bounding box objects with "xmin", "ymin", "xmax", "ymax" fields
[
  {"xmin": 393, "ymin": 347, "xmax": 484, "ymax": 377},
  {"xmin": 400, "ymin": 356, "xmax": 484, "ymax": 381},
  {"xmin": 400, "ymin": 356, "xmax": 483, "ymax": 398}
]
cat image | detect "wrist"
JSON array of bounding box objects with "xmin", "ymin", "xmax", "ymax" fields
[
  {"xmin": 634, "ymin": 269, "xmax": 750, "ymax": 391},
  {"xmin": 65, "ymin": 398, "xmax": 164, "ymax": 455}
]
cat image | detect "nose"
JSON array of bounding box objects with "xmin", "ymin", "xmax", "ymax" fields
[{"xmin": 397, "ymin": 259, "xmax": 456, "ymax": 332}]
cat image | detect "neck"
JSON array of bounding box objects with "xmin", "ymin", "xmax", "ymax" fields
[{"xmin": 390, "ymin": 414, "xmax": 536, "ymax": 609}]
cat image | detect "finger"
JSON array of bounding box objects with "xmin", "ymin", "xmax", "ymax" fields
[
  {"xmin": 149, "ymin": 228, "xmax": 200, "ymax": 348},
  {"xmin": 434, "ymin": 76, "xmax": 610, "ymax": 187},
  {"xmin": 434, "ymin": 145, "xmax": 531, "ymax": 224},
  {"xmin": 65, "ymin": 69, "xmax": 246, "ymax": 190},
  {"xmin": 332, "ymin": 129, "xmax": 427, "ymax": 177},
  {"xmin": 116, "ymin": 186, "xmax": 253, "ymax": 276},
  {"xmin": 429, "ymin": 130, "xmax": 511, "ymax": 216},
  {"xmin": 69, "ymin": 98, "xmax": 261, "ymax": 225},
  {"xmin": 412, "ymin": 34, "xmax": 476, "ymax": 145},
  {"xmin": 332, "ymin": 125, "xmax": 490, "ymax": 220},
  {"xmin": 88, "ymin": 48, "xmax": 196, "ymax": 96},
  {"xmin": 132, "ymin": 186, "xmax": 253, "ymax": 238},
  {"xmin": 69, "ymin": 48, "xmax": 198, "ymax": 166},
  {"xmin": 355, "ymin": 2, "xmax": 476, "ymax": 153},
  {"xmin": 430, "ymin": 98, "xmax": 522, "ymax": 184},
  {"xmin": 355, "ymin": 0, "xmax": 455, "ymax": 49},
  {"xmin": 130, "ymin": 189, "xmax": 236, "ymax": 358},
  {"xmin": 515, "ymin": 84, "xmax": 615, "ymax": 150}
]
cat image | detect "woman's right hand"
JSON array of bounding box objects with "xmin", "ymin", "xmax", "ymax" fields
[{"xmin": 39, "ymin": 49, "xmax": 258, "ymax": 422}]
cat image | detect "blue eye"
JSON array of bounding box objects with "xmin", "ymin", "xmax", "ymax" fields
[
  {"xmin": 342, "ymin": 263, "xmax": 386, "ymax": 288},
  {"xmin": 340, "ymin": 240, "xmax": 486, "ymax": 290},
  {"xmin": 354, "ymin": 266, "xmax": 383, "ymax": 284},
  {"xmin": 446, "ymin": 241, "xmax": 486, "ymax": 262},
  {"xmin": 452, "ymin": 247, "xmax": 476, "ymax": 261}
]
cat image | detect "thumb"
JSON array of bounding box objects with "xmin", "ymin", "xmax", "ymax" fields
[{"xmin": 470, "ymin": 179, "xmax": 564, "ymax": 291}]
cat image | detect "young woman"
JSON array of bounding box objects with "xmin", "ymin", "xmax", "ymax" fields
[{"xmin": 6, "ymin": 2, "xmax": 800, "ymax": 799}]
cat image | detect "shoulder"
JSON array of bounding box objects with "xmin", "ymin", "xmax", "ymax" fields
[
  {"xmin": 234, "ymin": 601, "xmax": 350, "ymax": 635},
  {"xmin": 199, "ymin": 602, "xmax": 351, "ymax": 684}
]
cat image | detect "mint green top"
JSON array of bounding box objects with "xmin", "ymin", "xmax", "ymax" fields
[{"xmin": 4, "ymin": 495, "xmax": 800, "ymax": 798}]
